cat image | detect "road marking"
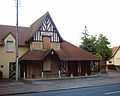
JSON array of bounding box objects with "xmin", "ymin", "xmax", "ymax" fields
[{"xmin": 105, "ymin": 91, "xmax": 120, "ymax": 95}]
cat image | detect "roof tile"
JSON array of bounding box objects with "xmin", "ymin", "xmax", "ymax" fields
[
  {"xmin": 0, "ymin": 25, "xmax": 29, "ymax": 46},
  {"xmin": 20, "ymin": 41, "xmax": 100, "ymax": 61}
]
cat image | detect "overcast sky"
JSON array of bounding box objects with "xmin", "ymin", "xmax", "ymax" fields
[{"xmin": 0, "ymin": 0, "xmax": 120, "ymax": 47}]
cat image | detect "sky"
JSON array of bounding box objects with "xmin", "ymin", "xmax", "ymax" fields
[{"xmin": 0, "ymin": 0, "xmax": 120, "ymax": 47}]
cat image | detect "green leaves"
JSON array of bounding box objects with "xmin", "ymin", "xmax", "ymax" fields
[
  {"xmin": 80, "ymin": 35, "xmax": 97, "ymax": 54},
  {"xmin": 80, "ymin": 33, "xmax": 112, "ymax": 63}
]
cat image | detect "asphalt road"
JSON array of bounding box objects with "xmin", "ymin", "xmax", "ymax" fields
[{"xmin": 12, "ymin": 83, "xmax": 120, "ymax": 96}]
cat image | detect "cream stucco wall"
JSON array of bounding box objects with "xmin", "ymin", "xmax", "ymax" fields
[
  {"xmin": 51, "ymin": 43, "xmax": 60, "ymax": 50},
  {"xmin": 30, "ymin": 42, "xmax": 43, "ymax": 50},
  {"xmin": 112, "ymin": 48, "xmax": 120, "ymax": 66},
  {"xmin": 30, "ymin": 42, "xmax": 60, "ymax": 50},
  {"xmin": 0, "ymin": 34, "xmax": 29, "ymax": 78}
]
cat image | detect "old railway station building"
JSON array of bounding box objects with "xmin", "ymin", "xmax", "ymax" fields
[{"xmin": 0, "ymin": 12, "xmax": 100, "ymax": 79}]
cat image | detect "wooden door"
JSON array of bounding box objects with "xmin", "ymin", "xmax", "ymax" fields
[
  {"xmin": 68, "ymin": 61, "xmax": 78, "ymax": 76},
  {"xmin": 81, "ymin": 61, "xmax": 91, "ymax": 76}
]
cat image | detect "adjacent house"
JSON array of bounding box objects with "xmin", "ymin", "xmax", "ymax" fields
[
  {"xmin": 0, "ymin": 12, "xmax": 100, "ymax": 79},
  {"xmin": 112, "ymin": 46, "xmax": 120, "ymax": 67}
]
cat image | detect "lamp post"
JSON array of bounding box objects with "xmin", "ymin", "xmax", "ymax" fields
[{"xmin": 16, "ymin": 0, "xmax": 19, "ymax": 81}]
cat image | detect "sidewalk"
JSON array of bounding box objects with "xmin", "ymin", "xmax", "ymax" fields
[{"xmin": 0, "ymin": 71, "xmax": 120, "ymax": 95}]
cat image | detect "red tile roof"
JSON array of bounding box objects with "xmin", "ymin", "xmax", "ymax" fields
[
  {"xmin": 112, "ymin": 46, "xmax": 119, "ymax": 56},
  {"xmin": 58, "ymin": 41, "xmax": 99, "ymax": 60},
  {"xmin": 19, "ymin": 41, "xmax": 100, "ymax": 61},
  {"xmin": 0, "ymin": 25, "xmax": 29, "ymax": 46},
  {"xmin": 19, "ymin": 49, "xmax": 60, "ymax": 61},
  {"xmin": 19, "ymin": 50, "xmax": 48, "ymax": 61}
]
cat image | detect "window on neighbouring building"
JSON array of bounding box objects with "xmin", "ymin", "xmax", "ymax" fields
[
  {"xmin": 6, "ymin": 41, "xmax": 14, "ymax": 52},
  {"xmin": 43, "ymin": 59, "xmax": 51, "ymax": 71}
]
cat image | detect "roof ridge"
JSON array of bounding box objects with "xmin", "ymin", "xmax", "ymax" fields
[{"xmin": 0, "ymin": 24, "xmax": 29, "ymax": 28}]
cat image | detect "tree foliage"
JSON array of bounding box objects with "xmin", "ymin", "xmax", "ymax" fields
[
  {"xmin": 80, "ymin": 33, "xmax": 112, "ymax": 63},
  {"xmin": 80, "ymin": 35, "xmax": 97, "ymax": 54}
]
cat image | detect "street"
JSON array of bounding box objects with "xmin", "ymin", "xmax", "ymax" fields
[
  {"xmin": 13, "ymin": 83, "xmax": 120, "ymax": 96},
  {"xmin": 0, "ymin": 71, "xmax": 120, "ymax": 95}
]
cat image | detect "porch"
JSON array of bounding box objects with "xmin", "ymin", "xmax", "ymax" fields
[{"xmin": 19, "ymin": 60, "xmax": 100, "ymax": 79}]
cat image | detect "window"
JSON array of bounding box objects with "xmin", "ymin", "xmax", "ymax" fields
[
  {"xmin": 6, "ymin": 41, "xmax": 14, "ymax": 52},
  {"xmin": 43, "ymin": 59, "xmax": 51, "ymax": 71}
]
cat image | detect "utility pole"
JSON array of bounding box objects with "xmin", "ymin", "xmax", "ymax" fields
[{"xmin": 16, "ymin": 0, "xmax": 19, "ymax": 81}]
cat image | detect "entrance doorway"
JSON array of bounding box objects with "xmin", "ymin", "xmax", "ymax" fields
[
  {"xmin": 68, "ymin": 61, "xmax": 78, "ymax": 76},
  {"xmin": 9, "ymin": 62, "xmax": 16, "ymax": 78},
  {"xmin": 81, "ymin": 61, "xmax": 91, "ymax": 76}
]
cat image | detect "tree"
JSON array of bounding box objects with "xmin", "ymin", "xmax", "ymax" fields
[
  {"xmin": 80, "ymin": 35, "xmax": 97, "ymax": 54},
  {"xmin": 80, "ymin": 26, "xmax": 95, "ymax": 53},
  {"xmin": 80, "ymin": 33, "xmax": 112, "ymax": 64},
  {"xmin": 95, "ymin": 34, "xmax": 112, "ymax": 63}
]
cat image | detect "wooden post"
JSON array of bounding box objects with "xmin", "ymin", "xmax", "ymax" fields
[
  {"xmin": 71, "ymin": 73, "xmax": 73, "ymax": 77},
  {"xmin": 23, "ymin": 71, "xmax": 25, "ymax": 79},
  {"xmin": 59, "ymin": 70, "xmax": 61, "ymax": 78},
  {"xmin": 41, "ymin": 72, "xmax": 44, "ymax": 78}
]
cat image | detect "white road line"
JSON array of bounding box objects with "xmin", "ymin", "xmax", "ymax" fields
[{"xmin": 105, "ymin": 91, "xmax": 120, "ymax": 95}]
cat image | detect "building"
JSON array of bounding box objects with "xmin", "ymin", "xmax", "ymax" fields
[
  {"xmin": 0, "ymin": 12, "xmax": 100, "ymax": 79},
  {"xmin": 111, "ymin": 46, "xmax": 120, "ymax": 67}
]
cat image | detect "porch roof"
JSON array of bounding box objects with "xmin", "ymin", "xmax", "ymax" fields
[
  {"xmin": 19, "ymin": 41, "xmax": 100, "ymax": 61},
  {"xmin": 57, "ymin": 41, "xmax": 100, "ymax": 61}
]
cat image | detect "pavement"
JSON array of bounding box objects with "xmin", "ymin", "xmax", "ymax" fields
[{"xmin": 0, "ymin": 70, "xmax": 120, "ymax": 95}]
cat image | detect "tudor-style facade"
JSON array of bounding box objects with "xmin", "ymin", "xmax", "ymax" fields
[{"xmin": 0, "ymin": 12, "xmax": 100, "ymax": 79}]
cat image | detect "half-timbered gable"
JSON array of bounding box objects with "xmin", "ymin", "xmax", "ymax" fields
[{"xmin": 29, "ymin": 12, "xmax": 62, "ymax": 50}]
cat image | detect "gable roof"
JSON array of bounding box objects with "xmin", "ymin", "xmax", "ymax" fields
[
  {"xmin": 19, "ymin": 49, "xmax": 60, "ymax": 61},
  {"xmin": 58, "ymin": 41, "xmax": 99, "ymax": 61},
  {"xmin": 112, "ymin": 46, "xmax": 119, "ymax": 56},
  {"xmin": 29, "ymin": 12, "xmax": 47, "ymax": 38},
  {"xmin": 29, "ymin": 12, "xmax": 63, "ymax": 41},
  {"xmin": 0, "ymin": 25, "xmax": 30, "ymax": 46},
  {"xmin": 2, "ymin": 32, "xmax": 15, "ymax": 40},
  {"xmin": 19, "ymin": 41, "xmax": 100, "ymax": 61}
]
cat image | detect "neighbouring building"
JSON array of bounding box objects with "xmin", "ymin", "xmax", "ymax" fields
[
  {"xmin": 0, "ymin": 12, "xmax": 100, "ymax": 79},
  {"xmin": 111, "ymin": 46, "xmax": 120, "ymax": 67}
]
